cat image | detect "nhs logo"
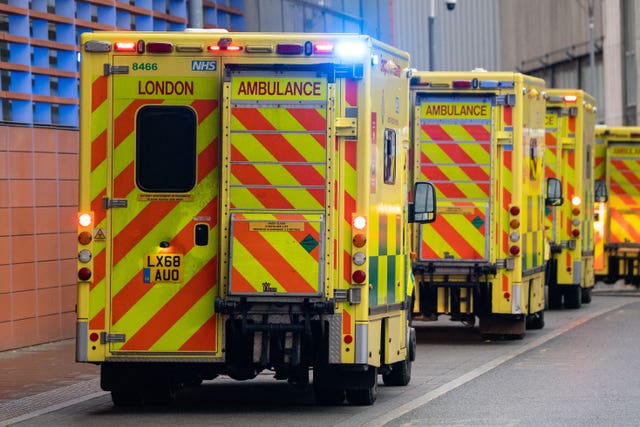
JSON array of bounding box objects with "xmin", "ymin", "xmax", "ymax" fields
[{"xmin": 192, "ymin": 60, "xmax": 217, "ymax": 71}]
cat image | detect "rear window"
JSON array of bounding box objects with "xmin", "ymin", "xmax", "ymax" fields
[{"xmin": 136, "ymin": 105, "xmax": 197, "ymax": 192}]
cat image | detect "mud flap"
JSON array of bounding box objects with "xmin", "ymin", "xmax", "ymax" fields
[{"xmin": 479, "ymin": 315, "xmax": 525, "ymax": 339}]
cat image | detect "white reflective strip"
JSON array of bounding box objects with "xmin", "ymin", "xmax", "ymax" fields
[
  {"xmin": 355, "ymin": 323, "xmax": 368, "ymax": 364},
  {"xmin": 75, "ymin": 322, "xmax": 88, "ymax": 362},
  {"xmin": 574, "ymin": 260, "xmax": 582, "ymax": 284},
  {"xmin": 511, "ymin": 284, "xmax": 522, "ymax": 314}
]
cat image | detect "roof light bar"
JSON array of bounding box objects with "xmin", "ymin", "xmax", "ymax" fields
[
  {"xmin": 335, "ymin": 41, "xmax": 367, "ymax": 58},
  {"xmin": 452, "ymin": 80, "xmax": 472, "ymax": 88},
  {"xmin": 114, "ymin": 41, "xmax": 136, "ymax": 52},
  {"xmin": 276, "ymin": 44, "xmax": 303, "ymax": 55},
  {"xmin": 314, "ymin": 43, "xmax": 334, "ymax": 54},
  {"xmin": 147, "ymin": 42, "xmax": 173, "ymax": 53},
  {"xmin": 479, "ymin": 80, "xmax": 499, "ymax": 89}
]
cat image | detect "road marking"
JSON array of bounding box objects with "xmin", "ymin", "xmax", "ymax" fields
[
  {"xmin": 1, "ymin": 299, "xmax": 635, "ymax": 426},
  {"xmin": 352, "ymin": 299, "xmax": 636, "ymax": 427}
]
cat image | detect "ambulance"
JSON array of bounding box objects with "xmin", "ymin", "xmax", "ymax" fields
[
  {"xmin": 593, "ymin": 126, "xmax": 640, "ymax": 285},
  {"xmin": 544, "ymin": 89, "xmax": 597, "ymax": 308},
  {"xmin": 75, "ymin": 31, "xmax": 435, "ymax": 406},
  {"xmin": 409, "ymin": 71, "xmax": 547, "ymax": 338}
]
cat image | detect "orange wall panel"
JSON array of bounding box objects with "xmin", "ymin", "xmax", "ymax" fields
[
  {"xmin": 11, "ymin": 262, "xmax": 36, "ymax": 292},
  {"xmin": 8, "ymin": 127, "xmax": 33, "ymax": 151},
  {"xmin": 9, "ymin": 180, "xmax": 35, "ymax": 207},
  {"xmin": 1, "ymin": 125, "xmax": 80, "ymax": 351},
  {"xmin": 12, "ymin": 290, "xmax": 37, "ymax": 320},
  {"xmin": 35, "ymin": 180, "xmax": 58, "ymax": 206},
  {"xmin": 11, "ymin": 207, "xmax": 35, "ymax": 235}
]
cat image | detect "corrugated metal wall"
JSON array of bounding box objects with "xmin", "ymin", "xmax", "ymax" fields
[
  {"xmin": 243, "ymin": 0, "xmax": 392, "ymax": 41},
  {"xmin": 391, "ymin": 0, "xmax": 501, "ymax": 72}
]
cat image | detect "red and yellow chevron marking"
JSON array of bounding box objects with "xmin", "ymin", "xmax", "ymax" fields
[
  {"xmin": 87, "ymin": 75, "xmax": 109, "ymax": 329},
  {"xmin": 338, "ymin": 79, "xmax": 358, "ymax": 360},
  {"xmin": 342, "ymin": 138, "xmax": 357, "ymax": 286},
  {"xmin": 229, "ymin": 106, "xmax": 327, "ymax": 210},
  {"xmin": 594, "ymin": 140, "xmax": 606, "ymax": 181},
  {"xmin": 418, "ymin": 118, "xmax": 491, "ymax": 261},
  {"xmin": 500, "ymin": 149, "xmax": 513, "ymax": 257},
  {"xmin": 544, "ymin": 120, "xmax": 559, "ymax": 180},
  {"xmin": 85, "ymin": 74, "xmax": 220, "ymax": 352},
  {"xmin": 608, "ymin": 156, "xmax": 640, "ymax": 243},
  {"xmin": 421, "ymin": 203, "xmax": 487, "ymax": 260},
  {"xmin": 563, "ymin": 149, "xmax": 576, "ymax": 241},
  {"xmin": 229, "ymin": 213, "xmax": 322, "ymax": 295},
  {"xmin": 503, "ymin": 105, "xmax": 513, "ymax": 129},
  {"xmin": 544, "ymin": 122, "xmax": 559, "ymax": 242}
]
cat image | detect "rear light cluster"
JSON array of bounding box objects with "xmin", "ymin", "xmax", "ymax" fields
[
  {"xmin": 88, "ymin": 38, "xmax": 361, "ymax": 58},
  {"xmin": 77, "ymin": 212, "xmax": 94, "ymax": 282},
  {"xmin": 571, "ymin": 196, "xmax": 581, "ymax": 238},
  {"xmin": 351, "ymin": 215, "xmax": 368, "ymax": 285},
  {"xmin": 412, "ymin": 78, "xmax": 515, "ymax": 89},
  {"xmin": 508, "ymin": 205, "xmax": 521, "ymax": 256}
]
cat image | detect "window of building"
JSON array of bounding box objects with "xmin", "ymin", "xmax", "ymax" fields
[{"xmin": 136, "ymin": 105, "xmax": 197, "ymax": 193}]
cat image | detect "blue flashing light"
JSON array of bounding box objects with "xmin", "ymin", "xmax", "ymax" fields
[
  {"xmin": 499, "ymin": 81, "xmax": 515, "ymax": 88},
  {"xmin": 335, "ymin": 41, "xmax": 367, "ymax": 59},
  {"xmin": 479, "ymin": 80, "xmax": 499, "ymax": 89}
]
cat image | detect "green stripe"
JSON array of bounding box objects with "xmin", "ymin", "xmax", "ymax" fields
[
  {"xmin": 369, "ymin": 256, "xmax": 379, "ymax": 306},
  {"xmin": 387, "ymin": 255, "xmax": 396, "ymax": 304}
]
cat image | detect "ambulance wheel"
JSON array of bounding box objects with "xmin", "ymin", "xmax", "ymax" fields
[
  {"xmin": 564, "ymin": 286, "xmax": 582, "ymax": 309},
  {"xmin": 581, "ymin": 287, "xmax": 592, "ymax": 304},
  {"xmin": 382, "ymin": 358, "xmax": 412, "ymax": 386},
  {"xmin": 345, "ymin": 382, "xmax": 378, "ymax": 406},
  {"xmin": 345, "ymin": 367, "xmax": 378, "ymax": 406},
  {"xmin": 111, "ymin": 389, "xmax": 143, "ymax": 406},
  {"xmin": 525, "ymin": 311, "xmax": 544, "ymax": 330}
]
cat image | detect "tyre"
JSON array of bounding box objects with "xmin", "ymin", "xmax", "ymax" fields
[
  {"xmin": 345, "ymin": 366, "xmax": 378, "ymax": 406},
  {"xmin": 564, "ymin": 286, "xmax": 582, "ymax": 309},
  {"xmin": 345, "ymin": 381, "xmax": 378, "ymax": 406},
  {"xmin": 581, "ymin": 287, "xmax": 592, "ymax": 304},
  {"xmin": 382, "ymin": 359, "xmax": 412, "ymax": 386},
  {"xmin": 526, "ymin": 310, "xmax": 545, "ymax": 330}
]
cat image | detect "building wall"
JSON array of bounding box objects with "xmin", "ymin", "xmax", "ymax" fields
[
  {"xmin": 0, "ymin": 0, "xmax": 244, "ymax": 351},
  {"xmin": 499, "ymin": 0, "xmax": 606, "ymax": 122},
  {"xmin": 243, "ymin": 0, "xmax": 386, "ymax": 41},
  {"xmin": 0, "ymin": 126, "xmax": 78, "ymax": 350},
  {"xmin": 391, "ymin": 0, "xmax": 501, "ymax": 72}
]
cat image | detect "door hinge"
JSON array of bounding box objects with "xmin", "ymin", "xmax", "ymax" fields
[
  {"xmin": 335, "ymin": 117, "xmax": 357, "ymax": 136},
  {"xmin": 103, "ymin": 197, "xmax": 128, "ymax": 209},
  {"xmin": 496, "ymin": 94, "xmax": 516, "ymax": 106},
  {"xmin": 104, "ymin": 64, "xmax": 129, "ymax": 76},
  {"xmin": 100, "ymin": 332, "xmax": 126, "ymax": 344}
]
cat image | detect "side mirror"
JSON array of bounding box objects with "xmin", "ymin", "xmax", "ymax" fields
[
  {"xmin": 545, "ymin": 177, "xmax": 563, "ymax": 206},
  {"xmin": 410, "ymin": 181, "xmax": 436, "ymax": 224},
  {"xmin": 594, "ymin": 180, "xmax": 608, "ymax": 202}
]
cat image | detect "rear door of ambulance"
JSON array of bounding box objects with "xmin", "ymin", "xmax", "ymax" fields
[
  {"xmin": 544, "ymin": 110, "xmax": 561, "ymax": 249},
  {"xmin": 606, "ymin": 142, "xmax": 640, "ymax": 247},
  {"xmin": 106, "ymin": 53, "xmax": 220, "ymax": 356},
  {"xmin": 415, "ymin": 93, "xmax": 492, "ymax": 265},
  {"xmin": 222, "ymin": 65, "xmax": 329, "ymax": 299}
]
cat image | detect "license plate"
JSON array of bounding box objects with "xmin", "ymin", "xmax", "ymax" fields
[{"xmin": 143, "ymin": 254, "xmax": 184, "ymax": 283}]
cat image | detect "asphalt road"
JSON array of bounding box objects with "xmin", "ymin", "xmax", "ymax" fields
[{"xmin": 6, "ymin": 290, "xmax": 640, "ymax": 426}]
